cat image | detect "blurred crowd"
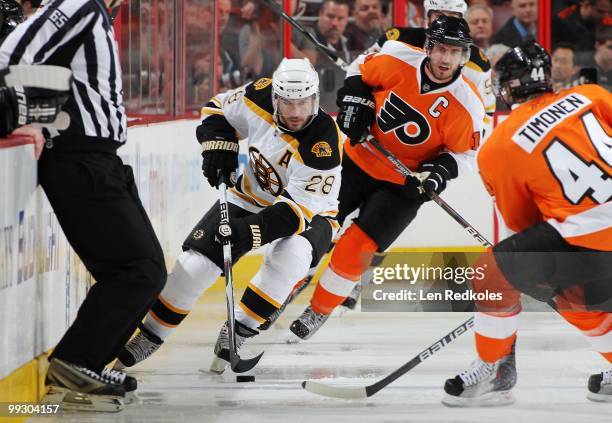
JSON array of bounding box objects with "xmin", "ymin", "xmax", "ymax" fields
[
  {"xmin": 8, "ymin": 0, "xmax": 609, "ymax": 112},
  {"xmin": 186, "ymin": 0, "xmax": 610, "ymax": 110}
]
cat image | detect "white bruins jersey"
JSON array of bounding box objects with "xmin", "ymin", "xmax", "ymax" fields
[{"xmin": 201, "ymin": 78, "xmax": 343, "ymax": 233}]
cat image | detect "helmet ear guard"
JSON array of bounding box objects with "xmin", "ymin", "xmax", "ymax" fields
[
  {"xmin": 271, "ymin": 58, "xmax": 320, "ymax": 132},
  {"xmin": 494, "ymin": 43, "xmax": 553, "ymax": 106}
]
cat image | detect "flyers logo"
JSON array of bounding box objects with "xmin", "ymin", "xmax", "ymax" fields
[{"xmin": 377, "ymin": 92, "xmax": 431, "ymax": 145}]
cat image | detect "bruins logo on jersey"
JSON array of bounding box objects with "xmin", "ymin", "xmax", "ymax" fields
[
  {"xmin": 385, "ymin": 28, "xmax": 400, "ymax": 41},
  {"xmin": 249, "ymin": 147, "xmax": 284, "ymax": 196},
  {"xmin": 254, "ymin": 78, "xmax": 272, "ymax": 90},
  {"xmin": 311, "ymin": 141, "xmax": 333, "ymax": 158}
]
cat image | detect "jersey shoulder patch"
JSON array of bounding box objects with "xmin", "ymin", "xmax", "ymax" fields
[
  {"xmin": 244, "ymin": 78, "xmax": 274, "ymax": 116},
  {"xmin": 468, "ymin": 45, "xmax": 491, "ymax": 72},
  {"xmin": 395, "ymin": 27, "xmax": 426, "ymax": 48},
  {"xmin": 295, "ymin": 112, "xmax": 342, "ymax": 170}
]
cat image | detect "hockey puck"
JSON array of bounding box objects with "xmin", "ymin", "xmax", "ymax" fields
[{"xmin": 236, "ymin": 375, "xmax": 255, "ymax": 382}]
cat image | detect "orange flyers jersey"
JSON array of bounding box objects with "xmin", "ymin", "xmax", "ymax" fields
[
  {"xmin": 478, "ymin": 84, "xmax": 612, "ymax": 251},
  {"xmin": 344, "ymin": 40, "xmax": 486, "ymax": 184}
]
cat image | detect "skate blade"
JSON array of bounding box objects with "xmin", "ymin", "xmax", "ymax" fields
[
  {"xmin": 441, "ymin": 390, "xmax": 515, "ymax": 407},
  {"xmin": 124, "ymin": 391, "xmax": 137, "ymax": 405},
  {"xmin": 209, "ymin": 356, "xmax": 229, "ymax": 374},
  {"xmin": 587, "ymin": 391, "xmax": 612, "ymax": 402},
  {"xmin": 42, "ymin": 386, "xmax": 124, "ymax": 412},
  {"xmin": 285, "ymin": 333, "xmax": 302, "ymax": 344}
]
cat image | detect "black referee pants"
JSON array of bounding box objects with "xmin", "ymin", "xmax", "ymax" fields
[{"xmin": 40, "ymin": 147, "xmax": 167, "ymax": 372}]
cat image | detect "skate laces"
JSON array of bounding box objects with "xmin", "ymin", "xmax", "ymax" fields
[
  {"xmin": 125, "ymin": 331, "xmax": 162, "ymax": 363},
  {"xmin": 74, "ymin": 366, "xmax": 116, "ymax": 384},
  {"xmin": 603, "ymin": 370, "xmax": 612, "ymax": 385},
  {"xmin": 301, "ymin": 307, "xmax": 328, "ymax": 330},
  {"xmin": 101, "ymin": 368, "xmax": 127, "ymax": 384},
  {"xmin": 459, "ymin": 359, "xmax": 496, "ymax": 387},
  {"xmin": 218, "ymin": 322, "xmax": 247, "ymax": 350}
]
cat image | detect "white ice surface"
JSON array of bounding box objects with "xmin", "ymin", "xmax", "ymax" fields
[{"xmin": 32, "ymin": 293, "xmax": 611, "ymax": 423}]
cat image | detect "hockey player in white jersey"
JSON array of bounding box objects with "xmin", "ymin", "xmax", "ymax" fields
[{"xmin": 114, "ymin": 58, "xmax": 342, "ymax": 373}]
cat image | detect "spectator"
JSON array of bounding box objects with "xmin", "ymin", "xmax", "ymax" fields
[
  {"xmin": 557, "ymin": 0, "xmax": 611, "ymax": 52},
  {"xmin": 239, "ymin": 0, "xmax": 310, "ymax": 80},
  {"xmin": 551, "ymin": 42, "xmax": 580, "ymax": 90},
  {"xmin": 486, "ymin": 43, "xmax": 511, "ymax": 111},
  {"xmin": 296, "ymin": 0, "xmax": 351, "ymax": 110},
  {"xmin": 345, "ymin": 0, "xmax": 384, "ymax": 57},
  {"xmin": 492, "ymin": 0, "xmax": 538, "ymax": 47},
  {"xmin": 589, "ymin": 26, "xmax": 612, "ymax": 90},
  {"xmin": 466, "ymin": 3, "xmax": 494, "ymax": 50}
]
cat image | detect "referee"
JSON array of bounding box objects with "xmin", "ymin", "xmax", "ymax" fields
[{"xmin": 0, "ymin": 0, "xmax": 166, "ymax": 410}]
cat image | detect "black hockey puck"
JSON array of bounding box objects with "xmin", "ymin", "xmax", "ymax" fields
[{"xmin": 236, "ymin": 375, "xmax": 255, "ymax": 382}]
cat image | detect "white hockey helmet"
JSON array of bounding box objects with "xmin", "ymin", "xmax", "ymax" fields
[
  {"xmin": 271, "ymin": 58, "xmax": 320, "ymax": 132},
  {"xmin": 424, "ymin": 0, "xmax": 467, "ymax": 20}
]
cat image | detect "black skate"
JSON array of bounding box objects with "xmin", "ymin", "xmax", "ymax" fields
[
  {"xmin": 114, "ymin": 326, "xmax": 163, "ymax": 370},
  {"xmin": 289, "ymin": 306, "xmax": 330, "ymax": 341},
  {"xmin": 587, "ymin": 369, "xmax": 612, "ymax": 402},
  {"xmin": 259, "ymin": 275, "xmax": 313, "ymax": 331},
  {"xmin": 42, "ymin": 358, "xmax": 125, "ymax": 412},
  {"xmin": 209, "ymin": 320, "xmax": 259, "ymax": 374},
  {"xmin": 340, "ymin": 283, "xmax": 363, "ymax": 310},
  {"xmin": 442, "ymin": 342, "xmax": 517, "ymax": 407},
  {"xmin": 100, "ymin": 367, "xmax": 138, "ymax": 404}
]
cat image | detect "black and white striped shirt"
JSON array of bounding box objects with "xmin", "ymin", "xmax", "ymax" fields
[{"xmin": 0, "ymin": 0, "xmax": 126, "ymax": 144}]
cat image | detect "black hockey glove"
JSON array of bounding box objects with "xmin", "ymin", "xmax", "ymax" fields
[
  {"xmin": 200, "ymin": 136, "xmax": 239, "ymax": 189},
  {"xmin": 216, "ymin": 214, "xmax": 263, "ymax": 251},
  {"xmin": 0, "ymin": 86, "xmax": 69, "ymax": 137},
  {"xmin": 418, "ymin": 153, "xmax": 458, "ymax": 196},
  {"xmin": 336, "ymin": 76, "xmax": 376, "ymax": 145}
]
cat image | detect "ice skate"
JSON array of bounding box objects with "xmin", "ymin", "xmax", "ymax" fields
[
  {"xmin": 587, "ymin": 369, "xmax": 612, "ymax": 402},
  {"xmin": 340, "ymin": 283, "xmax": 363, "ymax": 311},
  {"xmin": 100, "ymin": 367, "xmax": 138, "ymax": 404},
  {"xmin": 209, "ymin": 320, "xmax": 258, "ymax": 374},
  {"xmin": 114, "ymin": 326, "xmax": 163, "ymax": 370},
  {"xmin": 442, "ymin": 343, "xmax": 517, "ymax": 407},
  {"xmin": 41, "ymin": 358, "xmax": 125, "ymax": 412},
  {"xmin": 289, "ymin": 306, "xmax": 330, "ymax": 340},
  {"xmin": 259, "ymin": 275, "xmax": 313, "ymax": 330}
]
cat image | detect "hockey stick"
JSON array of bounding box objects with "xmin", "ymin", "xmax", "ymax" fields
[
  {"xmin": 219, "ymin": 180, "xmax": 264, "ymax": 373},
  {"xmin": 303, "ymin": 316, "xmax": 475, "ymax": 398},
  {"xmin": 260, "ymin": 0, "xmax": 350, "ymax": 71},
  {"xmin": 362, "ymin": 136, "xmax": 493, "ymax": 248}
]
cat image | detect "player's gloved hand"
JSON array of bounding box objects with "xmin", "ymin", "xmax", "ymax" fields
[
  {"xmin": 336, "ymin": 77, "xmax": 376, "ymax": 145},
  {"xmin": 0, "ymin": 86, "xmax": 70, "ymax": 137},
  {"xmin": 401, "ymin": 174, "xmax": 423, "ymax": 199},
  {"xmin": 216, "ymin": 214, "xmax": 263, "ymax": 251},
  {"xmin": 417, "ymin": 153, "xmax": 458, "ymax": 196},
  {"xmin": 200, "ymin": 136, "xmax": 239, "ymax": 188}
]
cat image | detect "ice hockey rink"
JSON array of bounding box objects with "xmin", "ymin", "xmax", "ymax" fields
[{"xmin": 31, "ymin": 291, "xmax": 611, "ymax": 423}]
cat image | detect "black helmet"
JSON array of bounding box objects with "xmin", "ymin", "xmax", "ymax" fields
[
  {"xmin": 495, "ymin": 43, "xmax": 552, "ymax": 106},
  {"xmin": 425, "ymin": 15, "xmax": 472, "ymax": 66},
  {"xmin": 0, "ymin": 0, "xmax": 24, "ymax": 44}
]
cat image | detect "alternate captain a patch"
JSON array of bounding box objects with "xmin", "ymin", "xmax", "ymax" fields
[{"xmin": 311, "ymin": 141, "xmax": 333, "ymax": 158}]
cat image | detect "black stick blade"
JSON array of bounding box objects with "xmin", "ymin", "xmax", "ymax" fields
[{"xmin": 231, "ymin": 351, "xmax": 264, "ymax": 373}]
